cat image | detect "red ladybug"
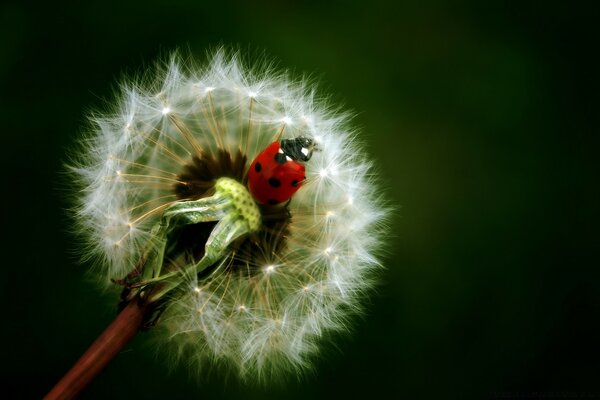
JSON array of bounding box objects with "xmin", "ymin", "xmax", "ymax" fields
[{"xmin": 248, "ymin": 137, "xmax": 315, "ymax": 205}]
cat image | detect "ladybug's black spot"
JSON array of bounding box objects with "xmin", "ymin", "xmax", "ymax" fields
[
  {"xmin": 274, "ymin": 153, "xmax": 287, "ymax": 164},
  {"xmin": 254, "ymin": 162, "xmax": 262, "ymax": 172},
  {"xmin": 268, "ymin": 199, "xmax": 279, "ymax": 205},
  {"xmin": 291, "ymin": 179, "xmax": 298, "ymax": 187},
  {"xmin": 268, "ymin": 177, "xmax": 281, "ymax": 188}
]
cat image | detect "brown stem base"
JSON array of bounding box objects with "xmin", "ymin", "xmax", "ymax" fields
[{"xmin": 45, "ymin": 301, "xmax": 146, "ymax": 400}]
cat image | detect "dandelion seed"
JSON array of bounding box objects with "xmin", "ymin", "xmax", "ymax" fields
[
  {"xmin": 54, "ymin": 49, "xmax": 388, "ymax": 396},
  {"xmin": 264, "ymin": 265, "xmax": 276, "ymax": 274}
]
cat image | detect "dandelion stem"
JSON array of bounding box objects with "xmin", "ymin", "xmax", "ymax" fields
[{"xmin": 45, "ymin": 300, "xmax": 146, "ymax": 400}]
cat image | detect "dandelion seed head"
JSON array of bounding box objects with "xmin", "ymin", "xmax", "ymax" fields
[{"xmin": 71, "ymin": 49, "xmax": 389, "ymax": 382}]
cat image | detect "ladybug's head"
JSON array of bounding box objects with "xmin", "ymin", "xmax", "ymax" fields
[{"xmin": 280, "ymin": 137, "xmax": 315, "ymax": 162}]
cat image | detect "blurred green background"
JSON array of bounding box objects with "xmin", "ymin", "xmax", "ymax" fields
[{"xmin": 1, "ymin": 0, "xmax": 598, "ymax": 399}]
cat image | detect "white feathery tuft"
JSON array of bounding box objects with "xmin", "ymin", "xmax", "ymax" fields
[{"xmin": 71, "ymin": 49, "xmax": 389, "ymax": 381}]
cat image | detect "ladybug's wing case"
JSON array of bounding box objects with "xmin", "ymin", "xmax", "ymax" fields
[
  {"xmin": 269, "ymin": 162, "xmax": 305, "ymax": 203},
  {"xmin": 248, "ymin": 142, "xmax": 280, "ymax": 205},
  {"xmin": 248, "ymin": 142, "xmax": 306, "ymax": 205}
]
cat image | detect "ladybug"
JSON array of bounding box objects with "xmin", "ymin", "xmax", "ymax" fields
[{"xmin": 248, "ymin": 137, "xmax": 315, "ymax": 205}]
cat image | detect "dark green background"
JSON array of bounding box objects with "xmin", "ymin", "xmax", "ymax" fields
[{"xmin": 2, "ymin": 1, "xmax": 598, "ymax": 399}]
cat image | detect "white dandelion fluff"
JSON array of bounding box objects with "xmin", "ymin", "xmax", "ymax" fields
[{"xmin": 72, "ymin": 50, "xmax": 388, "ymax": 381}]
